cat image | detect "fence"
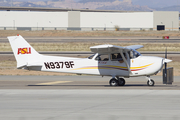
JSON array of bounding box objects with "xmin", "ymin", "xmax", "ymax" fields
[{"xmin": 0, "ymin": 27, "xmax": 154, "ymax": 31}]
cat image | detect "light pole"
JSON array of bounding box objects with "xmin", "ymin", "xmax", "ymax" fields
[
  {"xmin": 37, "ymin": 22, "xmax": 38, "ymax": 30},
  {"xmin": 13, "ymin": 20, "xmax": 15, "ymax": 30}
]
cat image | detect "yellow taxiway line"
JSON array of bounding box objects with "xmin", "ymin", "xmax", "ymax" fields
[{"xmin": 36, "ymin": 81, "xmax": 72, "ymax": 85}]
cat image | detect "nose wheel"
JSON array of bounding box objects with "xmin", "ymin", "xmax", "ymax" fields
[
  {"xmin": 147, "ymin": 76, "xmax": 155, "ymax": 86},
  {"xmin": 109, "ymin": 77, "xmax": 125, "ymax": 86}
]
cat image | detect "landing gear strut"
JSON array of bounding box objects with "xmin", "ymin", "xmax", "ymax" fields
[
  {"xmin": 147, "ymin": 76, "xmax": 155, "ymax": 86},
  {"xmin": 109, "ymin": 77, "xmax": 126, "ymax": 86}
]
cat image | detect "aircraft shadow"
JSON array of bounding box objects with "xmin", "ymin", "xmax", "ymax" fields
[
  {"xmin": 28, "ymin": 84, "xmax": 149, "ymax": 87},
  {"xmin": 28, "ymin": 84, "xmax": 175, "ymax": 87}
]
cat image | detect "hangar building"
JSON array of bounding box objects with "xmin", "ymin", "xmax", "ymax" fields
[{"xmin": 0, "ymin": 11, "xmax": 179, "ymax": 31}]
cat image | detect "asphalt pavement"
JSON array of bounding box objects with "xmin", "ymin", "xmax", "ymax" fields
[
  {"xmin": 0, "ymin": 75, "xmax": 180, "ymax": 120},
  {"xmin": 1, "ymin": 36, "xmax": 180, "ymax": 43},
  {"xmin": 0, "ymin": 75, "xmax": 179, "ymax": 90}
]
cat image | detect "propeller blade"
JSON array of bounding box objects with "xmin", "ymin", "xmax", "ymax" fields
[
  {"xmin": 164, "ymin": 47, "xmax": 167, "ymax": 77},
  {"xmin": 165, "ymin": 47, "xmax": 167, "ymax": 59}
]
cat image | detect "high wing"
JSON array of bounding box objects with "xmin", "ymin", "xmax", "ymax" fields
[
  {"xmin": 90, "ymin": 44, "xmax": 143, "ymax": 75},
  {"xmin": 90, "ymin": 44, "xmax": 143, "ymax": 53}
]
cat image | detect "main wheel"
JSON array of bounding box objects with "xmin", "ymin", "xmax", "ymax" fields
[
  {"xmin": 118, "ymin": 78, "xmax": 125, "ymax": 86},
  {"xmin": 147, "ymin": 79, "xmax": 155, "ymax": 86},
  {"xmin": 109, "ymin": 79, "xmax": 118, "ymax": 86}
]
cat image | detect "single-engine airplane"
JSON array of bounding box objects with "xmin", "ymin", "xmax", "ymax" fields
[{"xmin": 8, "ymin": 35, "xmax": 172, "ymax": 86}]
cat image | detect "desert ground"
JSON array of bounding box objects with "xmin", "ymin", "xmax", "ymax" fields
[{"xmin": 0, "ymin": 30, "xmax": 180, "ymax": 37}]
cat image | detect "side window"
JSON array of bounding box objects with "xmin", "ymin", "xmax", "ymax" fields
[
  {"xmin": 111, "ymin": 54, "xmax": 117, "ymax": 61},
  {"xmin": 111, "ymin": 53, "xmax": 125, "ymax": 61},
  {"xmin": 95, "ymin": 54, "xmax": 109, "ymax": 61}
]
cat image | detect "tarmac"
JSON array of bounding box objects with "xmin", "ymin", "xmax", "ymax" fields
[
  {"xmin": 1, "ymin": 36, "xmax": 180, "ymax": 43},
  {"xmin": 0, "ymin": 75, "xmax": 179, "ymax": 90},
  {"xmin": 0, "ymin": 75, "xmax": 180, "ymax": 120}
]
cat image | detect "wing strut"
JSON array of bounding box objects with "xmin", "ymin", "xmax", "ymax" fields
[{"xmin": 120, "ymin": 50, "xmax": 132, "ymax": 75}]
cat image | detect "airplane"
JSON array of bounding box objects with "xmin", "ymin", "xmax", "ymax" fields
[{"xmin": 8, "ymin": 35, "xmax": 172, "ymax": 86}]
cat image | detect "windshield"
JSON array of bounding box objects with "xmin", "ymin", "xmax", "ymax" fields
[
  {"xmin": 88, "ymin": 54, "xmax": 96, "ymax": 59},
  {"xmin": 129, "ymin": 49, "xmax": 141, "ymax": 59}
]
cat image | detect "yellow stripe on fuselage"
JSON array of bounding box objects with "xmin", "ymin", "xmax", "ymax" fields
[
  {"xmin": 107, "ymin": 63, "xmax": 154, "ymax": 69},
  {"xmin": 72, "ymin": 63, "xmax": 153, "ymax": 71}
]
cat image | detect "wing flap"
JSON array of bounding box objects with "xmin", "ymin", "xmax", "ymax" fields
[{"xmin": 17, "ymin": 63, "xmax": 42, "ymax": 69}]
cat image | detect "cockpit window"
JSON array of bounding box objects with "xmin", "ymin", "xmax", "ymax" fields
[
  {"xmin": 88, "ymin": 54, "xmax": 95, "ymax": 59},
  {"xmin": 95, "ymin": 54, "xmax": 109, "ymax": 61},
  {"xmin": 129, "ymin": 50, "xmax": 141, "ymax": 59},
  {"xmin": 111, "ymin": 53, "xmax": 126, "ymax": 61}
]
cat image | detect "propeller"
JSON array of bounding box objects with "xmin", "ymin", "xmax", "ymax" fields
[
  {"xmin": 164, "ymin": 47, "xmax": 167, "ymax": 77},
  {"xmin": 165, "ymin": 47, "xmax": 167, "ymax": 59},
  {"xmin": 163, "ymin": 47, "xmax": 173, "ymax": 84}
]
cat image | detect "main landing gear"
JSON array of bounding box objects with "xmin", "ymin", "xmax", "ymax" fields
[
  {"xmin": 109, "ymin": 77, "xmax": 125, "ymax": 86},
  {"xmin": 147, "ymin": 76, "xmax": 155, "ymax": 86},
  {"xmin": 109, "ymin": 76, "xmax": 155, "ymax": 87}
]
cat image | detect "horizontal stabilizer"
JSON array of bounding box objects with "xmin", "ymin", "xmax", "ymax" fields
[{"xmin": 27, "ymin": 62, "xmax": 42, "ymax": 67}]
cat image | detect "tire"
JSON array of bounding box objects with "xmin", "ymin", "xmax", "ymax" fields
[
  {"xmin": 147, "ymin": 79, "xmax": 155, "ymax": 86},
  {"xmin": 109, "ymin": 79, "xmax": 118, "ymax": 86},
  {"xmin": 118, "ymin": 78, "xmax": 126, "ymax": 86}
]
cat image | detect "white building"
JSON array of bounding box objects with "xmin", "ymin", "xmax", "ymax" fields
[{"xmin": 0, "ymin": 11, "xmax": 179, "ymax": 31}]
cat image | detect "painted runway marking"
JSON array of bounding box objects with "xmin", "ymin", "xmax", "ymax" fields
[{"xmin": 36, "ymin": 81, "xmax": 72, "ymax": 85}]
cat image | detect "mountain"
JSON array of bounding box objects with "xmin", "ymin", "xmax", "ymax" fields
[
  {"xmin": 156, "ymin": 5, "xmax": 180, "ymax": 12},
  {"xmin": 97, "ymin": 4, "xmax": 153, "ymax": 11},
  {"xmin": 78, "ymin": 0, "xmax": 117, "ymax": 3},
  {"xmin": 131, "ymin": 0, "xmax": 180, "ymax": 9},
  {"xmin": 0, "ymin": 0, "xmax": 179, "ymax": 12},
  {"xmin": 77, "ymin": 0, "xmax": 153, "ymax": 11}
]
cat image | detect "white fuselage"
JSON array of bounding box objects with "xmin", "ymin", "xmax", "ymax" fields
[{"xmin": 27, "ymin": 54, "xmax": 164, "ymax": 77}]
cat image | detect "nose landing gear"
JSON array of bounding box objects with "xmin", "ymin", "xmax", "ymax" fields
[
  {"xmin": 109, "ymin": 77, "xmax": 125, "ymax": 86},
  {"xmin": 147, "ymin": 76, "xmax": 155, "ymax": 86}
]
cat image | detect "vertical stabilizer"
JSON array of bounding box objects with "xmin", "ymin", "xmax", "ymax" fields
[{"xmin": 7, "ymin": 35, "xmax": 41, "ymax": 69}]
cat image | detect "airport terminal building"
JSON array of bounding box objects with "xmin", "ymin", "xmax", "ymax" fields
[{"xmin": 0, "ymin": 10, "xmax": 179, "ymax": 31}]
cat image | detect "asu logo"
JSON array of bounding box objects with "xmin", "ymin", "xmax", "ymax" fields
[{"xmin": 17, "ymin": 48, "xmax": 31, "ymax": 55}]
